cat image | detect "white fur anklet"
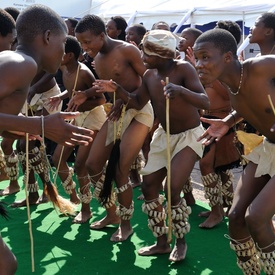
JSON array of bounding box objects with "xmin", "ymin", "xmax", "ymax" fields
[
  {"xmin": 256, "ymin": 241, "xmax": 275, "ymax": 274},
  {"xmin": 116, "ymin": 201, "xmax": 134, "ymax": 220},
  {"xmin": 92, "ymin": 172, "xmax": 117, "ymax": 209},
  {"xmin": 226, "ymin": 235, "xmax": 261, "ymax": 274},
  {"xmin": 62, "ymin": 167, "xmax": 76, "ymax": 195},
  {"xmin": 222, "ymin": 170, "xmax": 234, "ymax": 206},
  {"xmin": 4, "ymin": 153, "xmax": 19, "ymax": 181},
  {"xmin": 170, "ymin": 198, "xmax": 191, "ymax": 238},
  {"xmin": 202, "ymin": 172, "xmax": 223, "ymax": 207},
  {"xmin": 142, "ymin": 195, "xmax": 168, "ymax": 237},
  {"xmin": 78, "ymin": 182, "xmax": 92, "ymax": 204},
  {"xmin": 182, "ymin": 177, "xmax": 193, "ymax": 193},
  {"xmin": 115, "ymin": 182, "xmax": 131, "ymax": 194},
  {"xmin": 0, "ymin": 149, "xmax": 6, "ymax": 170},
  {"xmin": 27, "ymin": 182, "xmax": 39, "ymax": 193}
]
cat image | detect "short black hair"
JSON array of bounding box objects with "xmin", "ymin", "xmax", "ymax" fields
[
  {"xmin": 66, "ymin": 17, "xmax": 78, "ymax": 28},
  {"xmin": 181, "ymin": 27, "xmax": 202, "ymax": 40},
  {"xmin": 195, "ymin": 29, "xmax": 237, "ymax": 57},
  {"xmin": 151, "ymin": 21, "xmax": 170, "ymax": 31},
  {"xmin": 16, "ymin": 4, "xmax": 67, "ymax": 43},
  {"xmin": 0, "ymin": 9, "xmax": 15, "ymax": 37},
  {"xmin": 215, "ymin": 20, "xmax": 242, "ymax": 44},
  {"xmin": 261, "ymin": 12, "xmax": 275, "ymax": 40},
  {"xmin": 4, "ymin": 6, "xmax": 20, "ymax": 21},
  {"xmin": 75, "ymin": 14, "xmax": 106, "ymax": 36},
  {"xmin": 130, "ymin": 23, "xmax": 147, "ymax": 36},
  {"xmin": 65, "ymin": 35, "xmax": 81, "ymax": 60},
  {"xmin": 110, "ymin": 16, "xmax": 128, "ymax": 41}
]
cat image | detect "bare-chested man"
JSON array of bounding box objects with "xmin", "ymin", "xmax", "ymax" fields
[
  {"xmin": 0, "ymin": 4, "xmax": 93, "ymax": 274},
  {"xmin": 49, "ymin": 35, "xmax": 106, "ymax": 224},
  {"xmin": 67, "ymin": 14, "xmax": 154, "ymax": 242},
  {"xmin": 94, "ymin": 30, "xmax": 209, "ymax": 262},
  {"xmin": 194, "ymin": 28, "xmax": 275, "ymax": 274}
]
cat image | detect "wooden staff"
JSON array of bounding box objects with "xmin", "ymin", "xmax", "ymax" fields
[
  {"xmin": 55, "ymin": 63, "xmax": 80, "ymax": 185},
  {"xmin": 24, "ymin": 104, "xmax": 35, "ymax": 272},
  {"xmin": 268, "ymin": 94, "xmax": 275, "ymax": 115},
  {"xmin": 165, "ymin": 76, "xmax": 172, "ymax": 244}
]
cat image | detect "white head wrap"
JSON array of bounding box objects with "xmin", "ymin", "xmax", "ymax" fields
[{"xmin": 142, "ymin": 30, "xmax": 178, "ymax": 59}]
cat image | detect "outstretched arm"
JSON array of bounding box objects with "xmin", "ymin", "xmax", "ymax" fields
[
  {"xmin": 198, "ymin": 111, "xmax": 243, "ymax": 145},
  {"xmin": 0, "ymin": 113, "xmax": 93, "ymax": 146}
]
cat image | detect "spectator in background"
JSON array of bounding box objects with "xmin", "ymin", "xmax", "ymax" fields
[{"xmin": 106, "ymin": 16, "xmax": 128, "ymax": 41}]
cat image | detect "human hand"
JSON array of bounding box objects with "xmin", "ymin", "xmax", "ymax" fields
[
  {"xmin": 186, "ymin": 46, "xmax": 196, "ymax": 67},
  {"xmin": 162, "ymin": 80, "xmax": 182, "ymax": 99},
  {"xmin": 67, "ymin": 91, "xmax": 87, "ymax": 112},
  {"xmin": 197, "ymin": 117, "xmax": 229, "ymax": 145},
  {"xmin": 47, "ymin": 96, "xmax": 61, "ymax": 112},
  {"xmin": 107, "ymin": 99, "xmax": 123, "ymax": 121},
  {"xmin": 44, "ymin": 112, "xmax": 93, "ymax": 146},
  {"xmin": 93, "ymin": 79, "xmax": 118, "ymax": 93}
]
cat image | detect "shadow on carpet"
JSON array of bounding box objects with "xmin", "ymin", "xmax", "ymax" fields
[{"xmin": 0, "ymin": 176, "xmax": 242, "ymax": 275}]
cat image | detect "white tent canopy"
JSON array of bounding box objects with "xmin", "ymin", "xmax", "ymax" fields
[
  {"xmin": 1, "ymin": 0, "xmax": 274, "ymax": 31},
  {"xmin": 89, "ymin": 0, "xmax": 275, "ymax": 30}
]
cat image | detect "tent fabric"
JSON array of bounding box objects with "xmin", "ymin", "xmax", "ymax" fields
[
  {"xmin": 1, "ymin": 1, "xmax": 274, "ymax": 31},
  {"xmin": 90, "ymin": 0, "xmax": 275, "ymax": 30}
]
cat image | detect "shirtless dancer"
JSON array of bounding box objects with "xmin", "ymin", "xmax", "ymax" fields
[
  {"xmin": 9, "ymin": 71, "xmax": 63, "ymax": 208},
  {"xmin": 197, "ymin": 20, "xmax": 243, "ymax": 228},
  {"xmin": 68, "ymin": 14, "xmax": 154, "ymax": 242},
  {"xmin": 0, "ymin": 9, "xmax": 17, "ymax": 188},
  {"xmin": 94, "ymin": 30, "xmax": 209, "ymax": 262},
  {"xmin": 0, "ymin": 4, "xmax": 85, "ymax": 215},
  {"xmin": 194, "ymin": 28, "xmax": 275, "ymax": 274},
  {"xmin": 50, "ymin": 35, "xmax": 106, "ymax": 223}
]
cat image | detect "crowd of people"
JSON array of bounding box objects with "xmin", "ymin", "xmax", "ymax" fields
[{"xmin": 0, "ymin": 3, "xmax": 275, "ymax": 274}]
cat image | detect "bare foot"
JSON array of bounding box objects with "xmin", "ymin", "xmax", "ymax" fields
[
  {"xmin": 199, "ymin": 211, "xmax": 223, "ymax": 228},
  {"xmin": 198, "ymin": 210, "xmax": 211, "ymax": 218},
  {"xmin": 72, "ymin": 211, "xmax": 93, "ymax": 224},
  {"xmin": 184, "ymin": 192, "xmax": 195, "ymax": 206},
  {"xmin": 0, "ymin": 185, "xmax": 20, "ymax": 196},
  {"xmin": 110, "ymin": 225, "xmax": 133, "ymax": 242},
  {"xmin": 138, "ymin": 243, "xmax": 172, "ymax": 256},
  {"xmin": 137, "ymin": 194, "xmax": 144, "ymax": 200},
  {"xmin": 169, "ymin": 242, "xmax": 188, "ymax": 262},
  {"xmin": 90, "ymin": 215, "xmax": 120, "ymax": 230},
  {"xmin": 10, "ymin": 193, "xmax": 40, "ymax": 208}
]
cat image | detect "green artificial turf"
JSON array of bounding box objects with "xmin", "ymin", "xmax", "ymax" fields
[{"xmin": 0, "ymin": 171, "xmax": 243, "ymax": 275}]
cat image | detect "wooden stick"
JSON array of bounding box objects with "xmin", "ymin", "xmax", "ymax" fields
[
  {"xmin": 113, "ymin": 91, "xmax": 117, "ymax": 143},
  {"xmin": 24, "ymin": 104, "xmax": 35, "ymax": 272},
  {"xmin": 268, "ymin": 94, "xmax": 275, "ymax": 116},
  {"xmin": 165, "ymin": 77, "xmax": 172, "ymax": 244}
]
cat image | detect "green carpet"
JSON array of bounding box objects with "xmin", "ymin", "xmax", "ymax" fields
[{"xmin": 0, "ymin": 172, "xmax": 242, "ymax": 275}]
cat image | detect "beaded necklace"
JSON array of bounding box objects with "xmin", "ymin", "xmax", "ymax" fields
[{"xmin": 226, "ymin": 62, "xmax": 243, "ymax": 96}]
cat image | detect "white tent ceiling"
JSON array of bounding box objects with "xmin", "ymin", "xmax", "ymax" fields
[
  {"xmin": 89, "ymin": 0, "xmax": 275, "ymax": 30},
  {"xmin": 1, "ymin": 0, "xmax": 274, "ymax": 31}
]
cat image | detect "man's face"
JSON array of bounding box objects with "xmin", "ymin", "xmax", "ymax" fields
[
  {"xmin": 0, "ymin": 29, "xmax": 16, "ymax": 52},
  {"xmin": 141, "ymin": 49, "xmax": 160, "ymax": 69},
  {"xmin": 249, "ymin": 16, "xmax": 266, "ymax": 44},
  {"xmin": 125, "ymin": 27, "xmax": 140, "ymax": 44},
  {"xmin": 193, "ymin": 41, "xmax": 224, "ymax": 85},
  {"xmin": 75, "ymin": 30, "xmax": 103, "ymax": 58},
  {"xmin": 43, "ymin": 30, "xmax": 67, "ymax": 74}
]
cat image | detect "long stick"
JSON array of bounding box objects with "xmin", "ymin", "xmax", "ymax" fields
[
  {"xmin": 25, "ymin": 104, "xmax": 35, "ymax": 272},
  {"xmin": 268, "ymin": 94, "xmax": 275, "ymax": 115},
  {"xmin": 165, "ymin": 77, "xmax": 172, "ymax": 244}
]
